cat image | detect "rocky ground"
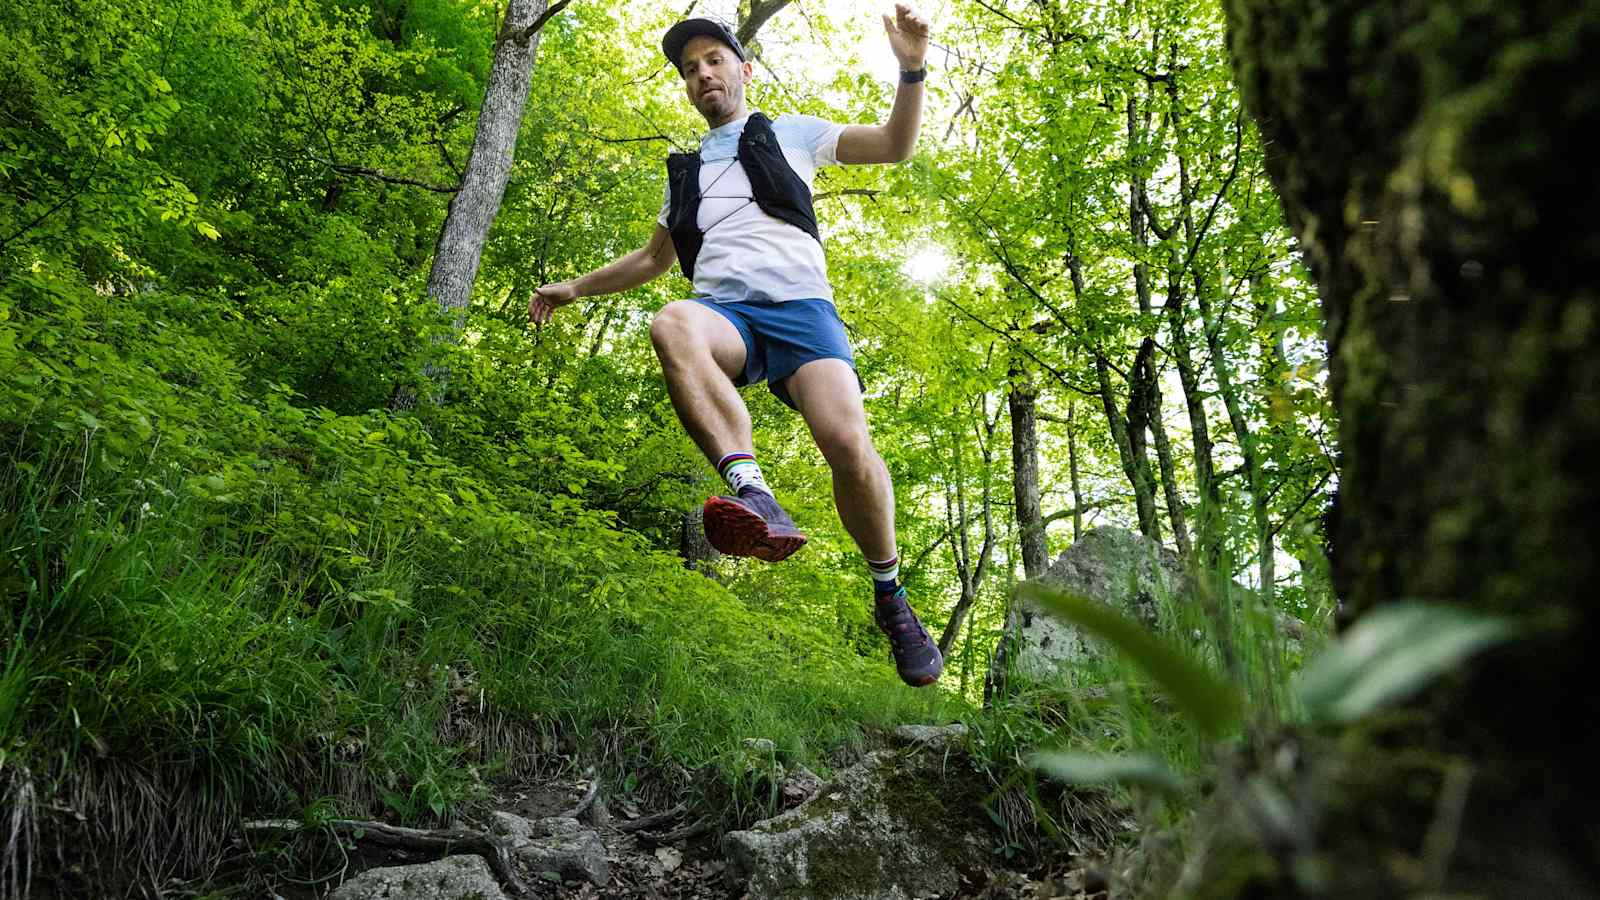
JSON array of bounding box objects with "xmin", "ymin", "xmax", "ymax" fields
[{"xmin": 303, "ymin": 727, "xmax": 1118, "ymax": 900}]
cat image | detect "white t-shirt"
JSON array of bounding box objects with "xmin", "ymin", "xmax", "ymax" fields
[{"xmin": 657, "ymin": 113, "xmax": 846, "ymax": 304}]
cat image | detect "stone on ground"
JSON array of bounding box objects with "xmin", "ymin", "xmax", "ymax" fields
[
  {"xmin": 328, "ymin": 854, "xmax": 507, "ymax": 900},
  {"xmin": 722, "ymin": 724, "xmax": 993, "ymax": 900},
  {"xmin": 989, "ymin": 527, "xmax": 1185, "ymax": 692},
  {"xmin": 487, "ymin": 812, "xmax": 608, "ymax": 885}
]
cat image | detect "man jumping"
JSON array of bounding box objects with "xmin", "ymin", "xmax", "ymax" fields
[{"xmin": 529, "ymin": 6, "xmax": 941, "ymax": 687}]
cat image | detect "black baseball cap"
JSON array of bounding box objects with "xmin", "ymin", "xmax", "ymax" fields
[{"xmin": 662, "ymin": 18, "xmax": 747, "ymax": 73}]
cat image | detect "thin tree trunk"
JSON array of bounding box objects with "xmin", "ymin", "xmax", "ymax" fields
[
  {"xmin": 1068, "ymin": 398, "xmax": 1083, "ymax": 541},
  {"xmin": 397, "ymin": 0, "xmax": 566, "ymax": 408},
  {"xmin": 940, "ymin": 403, "xmax": 998, "ymax": 656},
  {"xmin": 1009, "ymin": 361, "xmax": 1049, "ymax": 578},
  {"xmin": 1097, "ymin": 352, "xmax": 1162, "ymax": 543},
  {"xmin": 1163, "ymin": 245, "xmax": 1221, "ymax": 564},
  {"xmin": 1126, "ymin": 92, "xmax": 1190, "ymax": 556},
  {"xmin": 1192, "ymin": 257, "xmax": 1273, "ymax": 600},
  {"xmin": 1136, "ymin": 341, "xmax": 1193, "ymax": 559},
  {"xmin": 1173, "ymin": 104, "xmax": 1272, "ymax": 598}
]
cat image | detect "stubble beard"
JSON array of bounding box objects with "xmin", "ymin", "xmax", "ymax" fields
[{"xmin": 697, "ymin": 84, "xmax": 741, "ymax": 127}]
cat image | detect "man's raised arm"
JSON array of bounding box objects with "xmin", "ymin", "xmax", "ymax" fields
[
  {"xmin": 836, "ymin": 4, "xmax": 930, "ymax": 165},
  {"xmin": 529, "ymin": 224, "xmax": 677, "ymax": 325}
]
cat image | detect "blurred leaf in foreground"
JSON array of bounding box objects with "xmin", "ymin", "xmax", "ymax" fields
[
  {"xmin": 1296, "ymin": 602, "xmax": 1522, "ymax": 724},
  {"xmin": 1018, "ymin": 582, "xmax": 1243, "ymax": 738},
  {"xmin": 1029, "ymin": 750, "xmax": 1185, "ymax": 795}
]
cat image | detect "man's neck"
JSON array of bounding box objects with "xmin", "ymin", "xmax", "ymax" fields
[{"xmin": 704, "ymin": 103, "xmax": 750, "ymax": 131}]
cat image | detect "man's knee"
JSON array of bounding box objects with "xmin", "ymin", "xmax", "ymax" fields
[
  {"xmin": 816, "ymin": 425, "xmax": 880, "ymax": 474},
  {"xmin": 649, "ymin": 301, "xmax": 701, "ymax": 359}
]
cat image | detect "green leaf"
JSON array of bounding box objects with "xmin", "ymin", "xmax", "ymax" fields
[
  {"xmin": 1296, "ymin": 602, "xmax": 1522, "ymax": 724},
  {"xmin": 1028, "ymin": 750, "xmax": 1184, "ymax": 795},
  {"xmin": 196, "ymin": 221, "xmax": 220, "ymax": 240},
  {"xmin": 1017, "ymin": 582, "xmax": 1242, "ymax": 738}
]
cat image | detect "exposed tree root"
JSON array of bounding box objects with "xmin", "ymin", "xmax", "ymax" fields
[
  {"xmin": 243, "ymin": 818, "xmax": 526, "ymax": 896},
  {"xmin": 614, "ymin": 803, "xmax": 687, "ymax": 834}
]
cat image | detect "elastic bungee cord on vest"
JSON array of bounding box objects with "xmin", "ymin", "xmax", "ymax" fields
[{"xmin": 693, "ymin": 156, "xmax": 757, "ymax": 236}]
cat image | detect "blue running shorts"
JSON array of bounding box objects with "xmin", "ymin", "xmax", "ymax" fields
[{"xmin": 689, "ymin": 297, "xmax": 861, "ymax": 410}]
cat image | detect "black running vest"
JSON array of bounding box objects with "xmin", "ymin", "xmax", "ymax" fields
[{"xmin": 665, "ymin": 112, "xmax": 821, "ymax": 282}]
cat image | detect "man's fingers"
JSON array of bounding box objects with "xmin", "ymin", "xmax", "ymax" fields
[{"xmin": 882, "ymin": 12, "xmax": 895, "ymax": 34}]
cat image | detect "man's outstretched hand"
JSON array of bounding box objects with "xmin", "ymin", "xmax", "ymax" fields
[
  {"xmin": 529, "ymin": 281, "xmax": 578, "ymax": 326},
  {"xmin": 883, "ymin": 4, "xmax": 930, "ymax": 71}
]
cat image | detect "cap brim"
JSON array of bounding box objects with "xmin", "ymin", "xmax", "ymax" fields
[{"xmin": 662, "ymin": 19, "xmax": 745, "ymax": 71}]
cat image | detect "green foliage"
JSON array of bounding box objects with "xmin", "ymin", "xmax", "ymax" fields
[{"xmin": 1, "ymin": 0, "xmax": 1345, "ymax": 891}]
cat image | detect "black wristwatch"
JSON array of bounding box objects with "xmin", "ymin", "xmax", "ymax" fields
[{"xmin": 900, "ymin": 66, "xmax": 927, "ymax": 84}]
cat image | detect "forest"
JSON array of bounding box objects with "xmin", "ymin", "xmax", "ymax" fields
[{"xmin": 2, "ymin": 0, "xmax": 1593, "ymax": 897}]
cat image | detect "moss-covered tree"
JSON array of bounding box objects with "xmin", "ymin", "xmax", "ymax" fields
[{"xmin": 1222, "ymin": 0, "xmax": 1600, "ymax": 893}]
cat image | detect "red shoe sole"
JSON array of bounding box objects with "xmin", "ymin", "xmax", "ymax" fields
[{"xmin": 703, "ymin": 496, "xmax": 806, "ymax": 562}]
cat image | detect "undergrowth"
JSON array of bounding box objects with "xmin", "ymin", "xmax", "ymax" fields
[{"xmin": 0, "ymin": 276, "xmax": 951, "ymax": 897}]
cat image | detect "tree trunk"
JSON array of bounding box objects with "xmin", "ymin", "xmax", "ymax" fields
[
  {"xmin": 1132, "ymin": 338, "xmax": 1193, "ymax": 560},
  {"xmin": 429, "ymin": 0, "xmax": 558, "ymax": 328},
  {"xmin": 1067, "ymin": 398, "xmax": 1083, "ymax": 541},
  {"xmin": 398, "ymin": 0, "xmax": 564, "ymax": 407},
  {"xmin": 1158, "ymin": 208, "xmax": 1222, "ymax": 565},
  {"xmin": 679, "ymin": 506, "xmax": 720, "ymax": 576},
  {"xmin": 1126, "ymin": 91, "xmax": 1190, "ymax": 557},
  {"xmin": 939, "ymin": 404, "xmax": 997, "ymax": 656},
  {"xmin": 1097, "ymin": 353, "xmax": 1162, "ymax": 544},
  {"xmin": 1009, "ymin": 362, "xmax": 1049, "ymax": 578},
  {"xmin": 1192, "ymin": 255, "xmax": 1273, "ymax": 600},
  {"xmin": 1176, "ymin": 107, "xmax": 1273, "ymax": 599},
  {"xmin": 1222, "ymin": 0, "xmax": 1600, "ymax": 892}
]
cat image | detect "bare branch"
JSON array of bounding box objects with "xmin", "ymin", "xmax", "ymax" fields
[
  {"xmin": 590, "ymin": 132, "xmax": 675, "ymax": 144},
  {"xmin": 308, "ymin": 153, "xmax": 458, "ymax": 193},
  {"xmin": 813, "ymin": 188, "xmax": 881, "ymax": 203},
  {"xmin": 508, "ymin": 0, "xmax": 574, "ymax": 44},
  {"xmin": 735, "ymin": 0, "xmax": 794, "ymax": 47}
]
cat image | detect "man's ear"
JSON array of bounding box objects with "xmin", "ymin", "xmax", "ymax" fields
[{"xmin": 741, "ymin": 60, "xmax": 754, "ymax": 84}]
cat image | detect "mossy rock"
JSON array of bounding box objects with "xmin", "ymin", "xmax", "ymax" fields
[
  {"xmin": 722, "ymin": 733, "xmax": 997, "ymax": 900},
  {"xmin": 328, "ymin": 854, "xmax": 507, "ymax": 900}
]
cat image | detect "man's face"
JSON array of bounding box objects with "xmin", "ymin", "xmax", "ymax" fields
[{"xmin": 679, "ymin": 35, "xmax": 752, "ymax": 125}]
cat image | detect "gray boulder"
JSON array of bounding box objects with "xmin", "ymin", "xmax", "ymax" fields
[
  {"xmin": 986, "ymin": 527, "xmax": 1307, "ymax": 700},
  {"xmin": 487, "ymin": 812, "xmax": 608, "ymax": 885},
  {"xmin": 722, "ymin": 735, "xmax": 994, "ymax": 900},
  {"xmin": 988, "ymin": 527, "xmax": 1184, "ymax": 695},
  {"xmin": 328, "ymin": 854, "xmax": 507, "ymax": 900},
  {"xmin": 891, "ymin": 722, "xmax": 969, "ymax": 752}
]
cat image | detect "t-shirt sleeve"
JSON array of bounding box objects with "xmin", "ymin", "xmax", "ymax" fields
[
  {"xmin": 656, "ymin": 180, "xmax": 671, "ymax": 228},
  {"xmin": 780, "ymin": 114, "xmax": 847, "ymax": 168}
]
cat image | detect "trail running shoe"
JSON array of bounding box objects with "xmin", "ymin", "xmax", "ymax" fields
[
  {"xmin": 702, "ymin": 489, "xmax": 807, "ymax": 562},
  {"xmin": 875, "ymin": 586, "xmax": 943, "ymax": 687}
]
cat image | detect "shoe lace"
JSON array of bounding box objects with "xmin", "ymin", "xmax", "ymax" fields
[
  {"xmin": 875, "ymin": 590, "xmax": 928, "ymax": 652},
  {"xmin": 739, "ymin": 488, "xmax": 795, "ymax": 528}
]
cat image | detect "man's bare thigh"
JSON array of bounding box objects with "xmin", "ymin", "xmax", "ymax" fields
[{"xmin": 654, "ymin": 299, "xmax": 748, "ymax": 382}]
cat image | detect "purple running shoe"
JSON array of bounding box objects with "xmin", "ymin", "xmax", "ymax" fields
[
  {"xmin": 875, "ymin": 586, "xmax": 943, "ymax": 687},
  {"xmin": 702, "ymin": 489, "xmax": 807, "ymax": 562}
]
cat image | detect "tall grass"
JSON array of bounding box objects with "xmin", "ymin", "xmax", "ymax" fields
[
  {"xmin": 966, "ymin": 534, "xmax": 1335, "ymax": 884},
  {"xmin": 0, "ymin": 398, "xmax": 950, "ymax": 896}
]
